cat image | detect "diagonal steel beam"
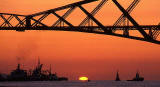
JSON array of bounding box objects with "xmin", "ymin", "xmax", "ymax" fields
[
  {"xmin": 0, "ymin": 13, "xmax": 25, "ymax": 16},
  {"xmin": 32, "ymin": 13, "xmax": 50, "ymax": 27},
  {"xmin": 51, "ymin": 11, "xmax": 74, "ymax": 27},
  {"xmin": 0, "ymin": 15, "xmax": 13, "ymax": 27},
  {"xmin": 113, "ymin": 0, "xmax": 140, "ymax": 27},
  {"xmin": 1, "ymin": 15, "xmax": 13, "ymax": 27},
  {"xmin": 79, "ymin": 0, "xmax": 108, "ymax": 26},
  {"xmin": 112, "ymin": 0, "xmax": 152, "ymax": 40},
  {"xmin": 152, "ymin": 23, "xmax": 160, "ymax": 39},
  {"xmin": 30, "ymin": 0, "xmax": 98, "ymax": 17},
  {"xmin": 31, "ymin": 18, "xmax": 48, "ymax": 27},
  {"xmin": 52, "ymin": 7, "xmax": 76, "ymax": 27},
  {"xmin": 16, "ymin": 18, "xmax": 26, "ymax": 27},
  {"xmin": 14, "ymin": 15, "xmax": 25, "ymax": 27},
  {"xmin": 4, "ymin": 16, "xmax": 14, "ymax": 27},
  {"xmin": 79, "ymin": 5, "xmax": 112, "ymax": 33}
]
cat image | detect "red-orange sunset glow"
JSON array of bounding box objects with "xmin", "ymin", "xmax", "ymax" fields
[{"xmin": 0, "ymin": 0, "xmax": 160, "ymax": 80}]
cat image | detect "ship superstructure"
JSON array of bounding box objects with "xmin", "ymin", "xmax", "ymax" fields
[{"xmin": 9, "ymin": 63, "xmax": 27, "ymax": 81}]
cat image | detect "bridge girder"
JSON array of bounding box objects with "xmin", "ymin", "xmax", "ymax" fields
[
  {"xmin": 29, "ymin": 0, "xmax": 98, "ymax": 17},
  {"xmin": 0, "ymin": 0, "xmax": 159, "ymax": 44}
]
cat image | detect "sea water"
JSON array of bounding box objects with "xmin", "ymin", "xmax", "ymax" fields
[{"xmin": 0, "ymin": 81, "xmax": 160, "ymax": 87}]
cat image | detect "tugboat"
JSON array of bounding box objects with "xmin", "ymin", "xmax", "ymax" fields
[
  {"xmin": 115, "ymin": 71, "xmax": 121, "ymax": 81},
  {"xmin": 127, "ymin": 71, "xmax": 144, "ymax": 81}
]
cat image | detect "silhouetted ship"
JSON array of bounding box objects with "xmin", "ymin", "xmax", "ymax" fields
[
  {"xmin": 127, "ymin": 72, "xmax": 144, "ymax": 81},
  {"xmin": 0, "ymin": 74, "xmax": 7, "ymax": 81},
  {"xmin": 115, "ymin": 71, "xmax": 120, "ymax": 81},
  {"xmin": 9, "ymin": 64, "xmax": 27, "ymax": 81},
  {"xmin": 0, "ymin": 58, "xmax": 68, "ymax": 81}
]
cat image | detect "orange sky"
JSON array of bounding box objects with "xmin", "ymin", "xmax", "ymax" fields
[{"xmin": 0, "ymin": 0, "xmax": 160, "ymax": 80}]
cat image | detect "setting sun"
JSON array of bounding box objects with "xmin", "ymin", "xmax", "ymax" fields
[{"xmin": 79, "ymin": 77, "xmax": 89, "ymax": 81}]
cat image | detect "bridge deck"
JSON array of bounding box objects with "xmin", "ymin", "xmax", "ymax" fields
[
  {"xmin": 0, "ymin": 26, "xmax": 159, "ymax": 45},
  {"xmin": 0, "ymin": 25, "xmax": 159, "ymax": 30}
]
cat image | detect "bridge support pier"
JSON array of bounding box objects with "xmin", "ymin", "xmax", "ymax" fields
[{"xmin": 26, "ymin": 16, "xmax": 32, "ymax": 28}]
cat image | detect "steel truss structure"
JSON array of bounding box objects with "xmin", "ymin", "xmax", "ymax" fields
[{"xmin": 0, "ymin": 0, "xmax": 160, "ymax": 44}]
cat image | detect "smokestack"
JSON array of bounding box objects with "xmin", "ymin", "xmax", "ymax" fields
[
  {"xmin": 38, "ymin": 57, "xmax": 40, "ymax": 67},
  {"xmin": 49, "ymin": 64, "xmax": 52, "ymax": 75}
]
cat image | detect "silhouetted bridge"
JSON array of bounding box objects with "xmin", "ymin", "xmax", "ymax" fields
[{"xmin": 0, "ymin": 0, "xmax": 160, "ymax": 44}]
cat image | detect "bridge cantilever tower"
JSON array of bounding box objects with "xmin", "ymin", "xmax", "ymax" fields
[{"xmin": 0, "ymin": 0, "xmax": 159, "ymax": 44}]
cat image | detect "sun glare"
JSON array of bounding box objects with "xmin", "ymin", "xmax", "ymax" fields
[{"xmin": 79, "ymin": 77, "xmax": 89, "ymax": 81}]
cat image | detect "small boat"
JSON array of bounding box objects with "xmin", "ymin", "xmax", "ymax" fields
[{"xmin": 127, "ymin": 72, "xmax": 144, "ymax": 81}]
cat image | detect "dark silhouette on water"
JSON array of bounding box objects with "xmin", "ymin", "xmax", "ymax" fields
[
  {"xmin": 127, "ymin": 71, "xmax": 144, "ymax": 81},
  {"xmin": 9, "ymin": 63, "xmax": 27, "ymax": 81},
  {"xmin": 0, "ymin": 74, "xmax": 7, "ymax": 81},
  {"xmin": 0, "ymin": 58, "xmax": 68, "ymax": 81},
  {"xmin": 115, "ymin": 71, "xmax": 120, "ymax": 81}
]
